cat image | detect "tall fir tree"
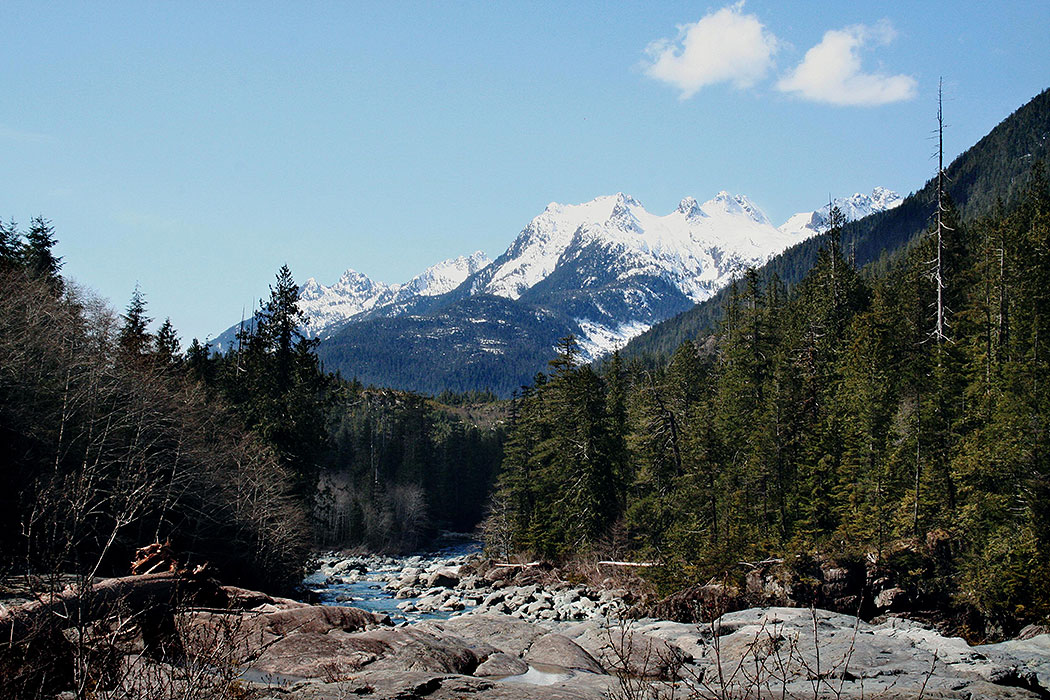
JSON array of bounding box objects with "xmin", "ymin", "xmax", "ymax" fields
[
  {"xmin": 22, "ymin": 216, "xmax": 63, "ymax": 291},
  {"xmin": 118, "ymin": 285, "xmax": 153, "ymax": 362}
]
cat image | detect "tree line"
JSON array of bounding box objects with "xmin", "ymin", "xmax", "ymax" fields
[
  {"xmin": 0, "ymin": 220, "xmax": 309, "ymax": 591},
  {"xmin": 0, "ymin": 218, "xmax": 506, "ymax": 594},
  {"xmin": 488, "ymin": 164, "xmax": 1050, "ymax": 634}
]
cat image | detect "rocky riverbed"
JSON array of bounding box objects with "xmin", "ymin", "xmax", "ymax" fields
[
  {"xmin": 7, "ymin": 544, "xmax": 1047, "ymax": 698},
  {"xmin": 306, "ymin": 540, "xmax": 632, "ymax": 623},
  {"xmin": 223, "ymin": 545, "xmax": 1050, "ymax": 700}
]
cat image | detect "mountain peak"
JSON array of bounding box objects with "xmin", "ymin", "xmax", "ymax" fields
[
  {"xmin": 404, "ymin": 251, "xmax": 493, "ymax": 297},
  {"xmin": 676, "ymin": 196, "xmax": 705, "ymax": 218},
  {"xmin": 703, "ymin": 191, "xmax": 771, "ymax": 225},
  {"xmin": 337, "ymin": 267, "xmax": 371, "ymax": 284},
  {"xmin": 779, "ymin": 187, "xmax": 903, "ymax": 236},
  {"xmin": 613, "ymin": 192, "xmax": 641, "ymax": 207}
]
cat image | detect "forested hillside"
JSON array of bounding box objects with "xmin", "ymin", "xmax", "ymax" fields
[
  {"xmin": 0, "ymin": 221, "xmax": 311, "ymax": 591},
  {"xmin": 623, "ymin": 88, "xmax": 1050, "ymax": 361},
  {"xmin": 489, "ymin": 165, "xmax": 1050, "ymax": 636},
  {"xmin": 0, "ymin": 220, "xmax": 506, "ymax": 598},
  {"xmin": 318, "ymin": 294, "xmax": 578, "ymax": 397},
  {"xmin": 318, "ymin": 387, "xmax": 505, "ymax": 552}
]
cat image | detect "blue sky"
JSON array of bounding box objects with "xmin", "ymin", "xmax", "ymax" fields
[{"xmin": 2, "ymin": 1, "xmax": 1048, "ymax": 342}]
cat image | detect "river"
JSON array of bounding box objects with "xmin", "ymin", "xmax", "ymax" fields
[{"xmin": 302, "ymin": 533, "xmax": 482, "ymax": 622}]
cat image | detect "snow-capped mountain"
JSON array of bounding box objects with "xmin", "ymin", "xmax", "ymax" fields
[
  {"xmin": 458, "ymin": 191, "xmax": 823, "ymax": 357},
  {"xmin": 779, "ymin": 187, "xmax": 903, "ymax": 238},
  {"xmin": 217, "ymin": 185, "xmax": 900, "ymax": 394},
  {"xmin": 295, "ymin": 251, "xmax": 491, "ymax": 338},
  {"xmin": 400, "ymin": 250, "xmax": 491, "ymax": 299},
  {"xmin": 297, "ymin": 269, "xmax": 393, "ymax": 338},
  {"xmin": 213, "ymin": 252, "xmax": 490, "ymax": 350}
]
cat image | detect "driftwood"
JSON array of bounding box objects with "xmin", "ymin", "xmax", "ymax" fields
[
  {"xmin": 597, "ymin": 561, "xmax": 658, "ymax": 567},
  {"xmin": 130, "ymin": 541, "xmax": 179, "ymax": 576},
  {"xmin": 0, "ymin": 571, "xmax": 224, "ymax": 647},
  {"xmin": 491, "ymin": 561, "xmax": 543, "ymax": 568},
  {"xmin": 737, "ymin": 558, "xmax": 785, "ymax": 569},
  {"xmin": 0, "ymin": 544, "xmax": 227, "ymax": 696}
]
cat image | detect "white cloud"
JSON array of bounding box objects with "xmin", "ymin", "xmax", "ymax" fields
[
  {"xmin": 777, "ymin": 21, "xmax": 917, "ymax": 106},
  {"xmin": 643, "ymin": 2, "xmax": 779, "ymax": 99}
]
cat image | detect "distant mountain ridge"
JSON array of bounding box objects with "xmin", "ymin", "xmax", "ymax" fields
[
  {"xmin": 298, "ymin": 251, "xmax": 491, "ymax": 338},
  {"xmin": 213, "ymin": 186, "xmax": 904, "ymax": 393},
  {"xmin": 214, "ymin": 251, "xmax": 491, "ymax": 350},
  {"xmin": 779, "ymin": 187, "xmax": 903, "ymax": 238},
  {"xmin": 302, "ymin": 188, "xmax": 895, "ymax": 394}
]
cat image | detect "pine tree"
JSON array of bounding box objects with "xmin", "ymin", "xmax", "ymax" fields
[
  {"xmin": 0, "ymin": 219, "xmax": 21, "ymax": 270},
  {"xmin": 258, "ymin": 264, "xmax": 308, "ymax": 393},
  {"xmin": 118, "ymin": 285, "xmax": 153, "ymax": 361},
  {"xmin": 22, "ymin": 216, "xmax": 63, "ymax": 291},
  {"xmin": 832, "ymin": 282, "xmax": 899, "ymax": 548},
  {"xmin": 153, "ymin": 317, "xmax": 182, "ymax": 368},
  {"xmin": 186, "ymin": 338, "xmax": 215, "ymax": 386},
  {"xmin": 227, "ymin": 264, "xmax": 330, "ymax": 502}
]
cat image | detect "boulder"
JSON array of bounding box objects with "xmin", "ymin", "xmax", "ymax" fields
[
  {"xmin": 291, "ymin": 669, "xmax": 611, "ymax": 699},
  {"xmin": 474, "ymin": 652, "xmax": 530, "ymax": 677},
  {"xmin": 432, "ymin": 615, "xmax": 544, "ymax": 657},
  {"xmin": 247, "ymin": 628, "xmax": 389, "ymax": 680},
  {"xmin": 359, "ymin": 627, "xmax": 491, "ymax": 675},
  {"xmin": 525, "ymin": 633, "xmax": 605, "ymax": 675},
  {"xmin": 428, "ymin": 569, "xmax": 462, "ymax": 588},
  {"xmin": 560, "ymin": 621, "xmax": 691, "ymax": 680},
  {"xmin": 484, "ymin": 567, "xmax": 514, "ymax": 584}
]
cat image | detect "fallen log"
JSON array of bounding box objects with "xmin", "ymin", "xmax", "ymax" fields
[
  {"xmin": 0, "ymin": 571, "xmax": 226, "ymax": 697},
  {"xmin": 597, "ymin": 561, "xmax": 658, "ymax": 567},
  {"xmin": 0, "ymin": 571, "xmax": 223, "ymax": 642},
  {"xmin": 737, "ymin": 558, "xmax": 785, "ymax": 569},
  {"xmin": 491, "ymin": 561, "xmax": 543, "ymax": 568}
]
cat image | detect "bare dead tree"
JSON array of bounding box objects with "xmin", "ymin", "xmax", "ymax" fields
[{"xmin": 930, "ymin": 78, "xmax": 954, "ymax": 350}]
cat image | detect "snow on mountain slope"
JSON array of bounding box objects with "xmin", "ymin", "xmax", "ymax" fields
[
  {"xmin": 399, "ymin": 250, "xmax": 491, "ymax": 298},
  {"xmin": 298, "ymin": 269, "xmax": 394, "ymax": 338},
  {"xmin": 479, "ymin": 191, "xmax": 810, "ymax": 305},
  {"xmin": 779, "ymin": 187, "xmax": 903, "ymax": 237},
  {"xmin": 297, "ymin": 251, "xmax": 490, "ymax": 338},
  {"xmin": 219, "ymin": 187, "xmax": 900, "ymax": 366},
  {"xmin": 464, "ymin": 190, "xmax": 823, "ymax": 357}
]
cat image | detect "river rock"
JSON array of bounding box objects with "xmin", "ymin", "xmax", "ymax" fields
[
  {"xmin": 291, "ymin": 669, "xmax": 612, "ymax": 700},
  {"xmin": 473, "ymin": 652, "xmax": 530, "ymax": 677},
  {"xmin": 560, "ymin": 621, "xmax": 691, "ymax": 680},
  {"xmin": 484, "ymin": 566, "xmax": 514, "ymax": 584},
  {"xmin": 358, "ymin": 626, "xmax": 492, "ymax": 674},
  {"xmin": 979, "ymin": 633, "xmax": 1050, "ymax": 690},
  {"xmin": 428, "ymin": 568, "xmax": 462, "ymax": 588},
  {"xmin": 687, "ymin": 607, "xmax": 1047, "ymax": 699},
  {"xmin": 432, "ymin": 615, "xmax": 545, "ymax": 657},
  {"xmin": 524, "ymin": 633, "xmax": 605, "ymax": 675}
]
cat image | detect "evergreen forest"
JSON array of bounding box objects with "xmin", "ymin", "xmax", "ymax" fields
[{"xmin": 487, "ymin": 165, "xmax": 1050, "ymax": 636}]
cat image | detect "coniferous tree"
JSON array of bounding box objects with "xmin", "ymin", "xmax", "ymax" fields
[
  {"xmin": 186, "ymin": 338, "xmax": 215, "ymax": 386},
  {"xmin": 153, "ymin": 317, "xmax": 182, "ymax": 368},
  {"xmin": 22, "ymin": 216, "xmax": 63, "ymax": 291},
  {"xmin": 221, "ymin": 265, "xmax": 330, "ymax": 502},
  {"xmin": 118, "ymin": 285, "xmax": 153, "ymax": 362},
  {"xmin": 0, "ymin": 218, "xmax": 21, "ymax": 270}
]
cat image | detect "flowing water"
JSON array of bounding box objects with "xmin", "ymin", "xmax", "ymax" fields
[{"xmin": 302, "ymin": 534, "xmax": 482, "ymax": 622}]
